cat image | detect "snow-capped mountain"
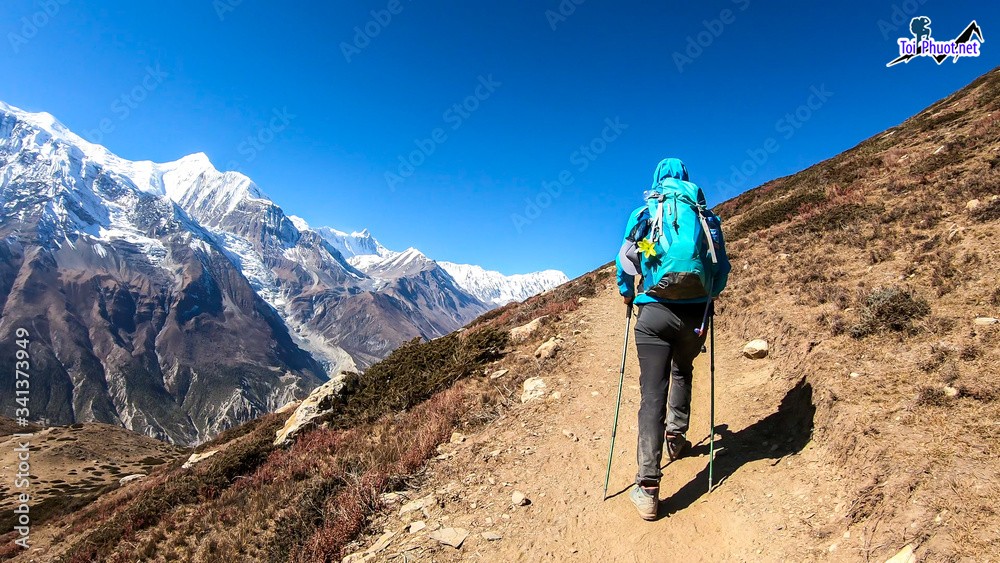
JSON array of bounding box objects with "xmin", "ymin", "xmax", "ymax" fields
[
  {"xmin": 314, "ymin": 224, "xmax": 568, "ymax": 306},
  {"xmin": 439, "ymin": 262, "xmax": 569, "ymax": 306},
  {"xmin": 313, "ymin": 225, "xmax": 390, "ymax": 260},
  {"xmin": 0, "ymin": 100, "xmax": 567, "ymax": 443},
  {"xmin": 0, "ymin": 101, "xmax": 326, "ymax": 444}
]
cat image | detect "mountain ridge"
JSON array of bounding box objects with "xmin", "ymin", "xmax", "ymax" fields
[{"xmin": 0, "ymin": 100, "xmax": 566, "ymax": 444}]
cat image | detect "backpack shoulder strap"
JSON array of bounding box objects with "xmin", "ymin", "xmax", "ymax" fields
[{"xmin": 626, "ymin": 207, "xmax": 651, "ymax": 242}]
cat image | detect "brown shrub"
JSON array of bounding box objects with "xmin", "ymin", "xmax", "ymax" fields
[{"xmin": 850, "ymin": 286, "xmax": 931, "ymax": 338}]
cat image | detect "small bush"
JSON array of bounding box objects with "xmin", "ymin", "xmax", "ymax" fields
[
  {"xmin": 971, "ymin": 198, "xmax": 1000, "ymax": 222},
  {"xmin": 850, "ymin": 286, "xmax": 931, "ymax": 338},
  {"xmin": 915, "ymin": 386, "xmax": 953, "ymax": 407}
]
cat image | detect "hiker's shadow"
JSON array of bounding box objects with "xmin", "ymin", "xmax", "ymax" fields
[{"xmin": 660, "ymin": 377, "xmax": 815, "ymax": 516}]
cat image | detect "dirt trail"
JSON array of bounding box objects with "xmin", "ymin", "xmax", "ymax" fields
[{"xmin": 354, "ymin": 282, "xmax": 867, "ymax": 562}]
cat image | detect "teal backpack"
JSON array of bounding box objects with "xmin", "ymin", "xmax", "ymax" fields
[{"xmin": 627, "ymin": 178, "xmax": 722, "ymax": 301}]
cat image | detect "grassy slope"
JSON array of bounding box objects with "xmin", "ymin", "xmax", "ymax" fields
[{"xmin": 711, "ymin": 66, "xmax": 1000, "ymax": 559}]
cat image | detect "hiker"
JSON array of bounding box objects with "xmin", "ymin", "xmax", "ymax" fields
[{"xmin": 615, "ymin": 157, "xmax": 731, "ymax": 520}]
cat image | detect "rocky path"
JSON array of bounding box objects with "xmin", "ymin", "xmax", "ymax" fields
[{"xmin": 347, "ymin": 284, "xmax": 893, "ymax": 562}]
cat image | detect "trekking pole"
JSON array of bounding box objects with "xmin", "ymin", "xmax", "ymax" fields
[
  {"xmin": 603, "ymin": 303, "xmax": 633, "ymax": 500},
  {"xmin": 708, "ymin": 313, "xmax": 716, "ymax": 492}
]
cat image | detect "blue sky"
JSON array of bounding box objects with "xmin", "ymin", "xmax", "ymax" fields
[{"xmin": 2, "ymin": 1, "xmax": 997, "ymax": 278}]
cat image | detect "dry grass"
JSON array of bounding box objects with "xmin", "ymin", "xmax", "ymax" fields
[
  {"xmin": 49, "ymin": 325, "xmax": 510, "ymax": 562},
  {"xmin": 712, "ymin": 67, "xmax": 1000, "ymax": 560}
]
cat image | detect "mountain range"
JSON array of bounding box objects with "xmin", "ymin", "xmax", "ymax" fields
[{"xmin": 0, "ymin": 101, "xmax": 566, "ymax": 444}]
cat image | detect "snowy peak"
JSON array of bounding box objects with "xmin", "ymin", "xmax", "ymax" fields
[
  {"xmin": 159, "ymin": 154, "xmax": 266, "ymax": 223},
  {"xmin": 353, "ymin": 247, "xmax": 436, "ymax": 280},
  {"xmin": 316, "ymin": 226, "xmax": 390, "ymax": 259},
  {"xmin": 439, "ymin": 262, "xmax": 569, "ymax": 306}
]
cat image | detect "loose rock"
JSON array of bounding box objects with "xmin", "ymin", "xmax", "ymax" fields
[
  {"xmin": 450, "ymin": 432, "xmax": 466, "ymax": 444},
  {"xmin": 534, "ymin": 337, "xmax": 563, "ymax": 359},
  {"xmin": 274, "ymin": 371, "xmax": 356, "ymax": 446},
  {"xmin": 742, "ymin": 339, "xmax": 769, "ymax": 359},
  {"xmin": 408, "ymin": 521, "xmax": 426, "ymax": 534},
  {"xmin": 429, "ymin": 527, "xmax": 469, "ymax": 549},
  {"xmin": 510, "ymin": 317, "xmax": 547, "ymax": 342},
  {"xmin": 512, "ymin": 490, "xmax": 530, "ymax": 506},
  {"xmin": 182, "ymin": 450, "xmax": 218, "ymax": 469},
  {"xmin": 489, "ymin": 369, "xmax": 509, "ymax": 380},
  {"xmin": 966, "ymin": 199, "xmax": 982, "ymax": 212},
  {"xmin": 974, "ymin": 317, "xmax": 998, "ymax": 326},
  {"xmin": 481, "ymin": 531, "xmax": 502, "ymax": 541},
  {"xmin": 521, "ymin": 377, "xmax": 547, "ymax": 403},
  {"xmin": 884, "ymin": 543, "xmax": 917, "ymax": 563},
  {"xmin": 118, "ymin": 474, "xmax": 146, "ymax": 485},
  {"xmin": 399, "ymin": 494, "xmax": 435, "ymax": 517}
]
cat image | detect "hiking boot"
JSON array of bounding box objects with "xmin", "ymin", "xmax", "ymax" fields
[
  {"xmin": 629, "ymin": 484, "xmax": 658, "ymax": 521},
  {"xmin": 665, "ymin": 432, "xmax": 690, "ymax": 462}
]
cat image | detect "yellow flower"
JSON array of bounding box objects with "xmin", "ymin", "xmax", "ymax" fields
[{"xmin": 637, "ymin": 238, "xmax": 657, "ymax": 258}]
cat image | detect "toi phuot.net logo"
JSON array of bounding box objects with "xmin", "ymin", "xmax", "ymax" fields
[{"xmin": 887, "ymin": 17, "xmax": 984, "ymax": 67}]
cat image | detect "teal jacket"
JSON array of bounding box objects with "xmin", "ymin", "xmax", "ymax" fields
[{"xmin": 616, "ymin": 158, "xmax": 731, "ymax": 305}]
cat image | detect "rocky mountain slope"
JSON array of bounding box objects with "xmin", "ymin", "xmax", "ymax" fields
[
  {"xmin": 0, "ymin": 101, "xmax": 564, "ymax": 444},
  {"xmin": 4, "ymin": 67, "xmax": 997, "ymax": 562}
]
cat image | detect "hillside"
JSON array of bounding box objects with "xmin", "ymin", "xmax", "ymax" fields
[{"xmin": 3, "ymin": 67, "xmax": 998, "ymax": 562}]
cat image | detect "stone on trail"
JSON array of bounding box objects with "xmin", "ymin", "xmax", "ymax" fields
[
  {"xmin": 534, "ymin": 337, "xmax": 562, "ymax": 359},
  {"xmin": 884, "ymin": 543, "xmax": 917, "ymax": 563},
  {"xmin": 429, "ymin": 527, "xmax": 469, "ymax": 549},
  {"xmin": 366, "ymin": 530, "xmax": 395, "ymax": 555},
  {"xmin": 966, "ymin": 199, "xmax": 981, "ymax": 212},
  {"xmin": 974, "ymin": 317, "xmax": 998, "ymax": 326},
  {"xmin": 742, "ymin": 339, "xmax": 769, "ymax": 359},
  {"xmin": 481, "ymin": 531, "xmax": 502, "ymax": 541},
  {"xmin": 450, "ymin": 431, "xmax": 466, "ymax": 444},
  {"xmin": 408, "ymin": 521, "xmax": 426, "ymax": 534},
  {"xmin": 399, "ymin": 494, "xmax": 435, "ymax": 517},
  {"xmin": 521, "ymin": 377, "xmax": 547, "ymax": 403},
  {"xmin": 512, "ymin": 490, "xmax": 530, "ymax": 506}
]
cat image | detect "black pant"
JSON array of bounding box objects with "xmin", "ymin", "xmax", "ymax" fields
[{"xmin": 633, "ymin": 301, "xmax": 708, "ymax": 485}]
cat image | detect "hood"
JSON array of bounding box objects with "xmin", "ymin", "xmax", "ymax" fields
[{"xmin": 652, "ymin": 158, "xmax": 689, "ymax": 186}]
